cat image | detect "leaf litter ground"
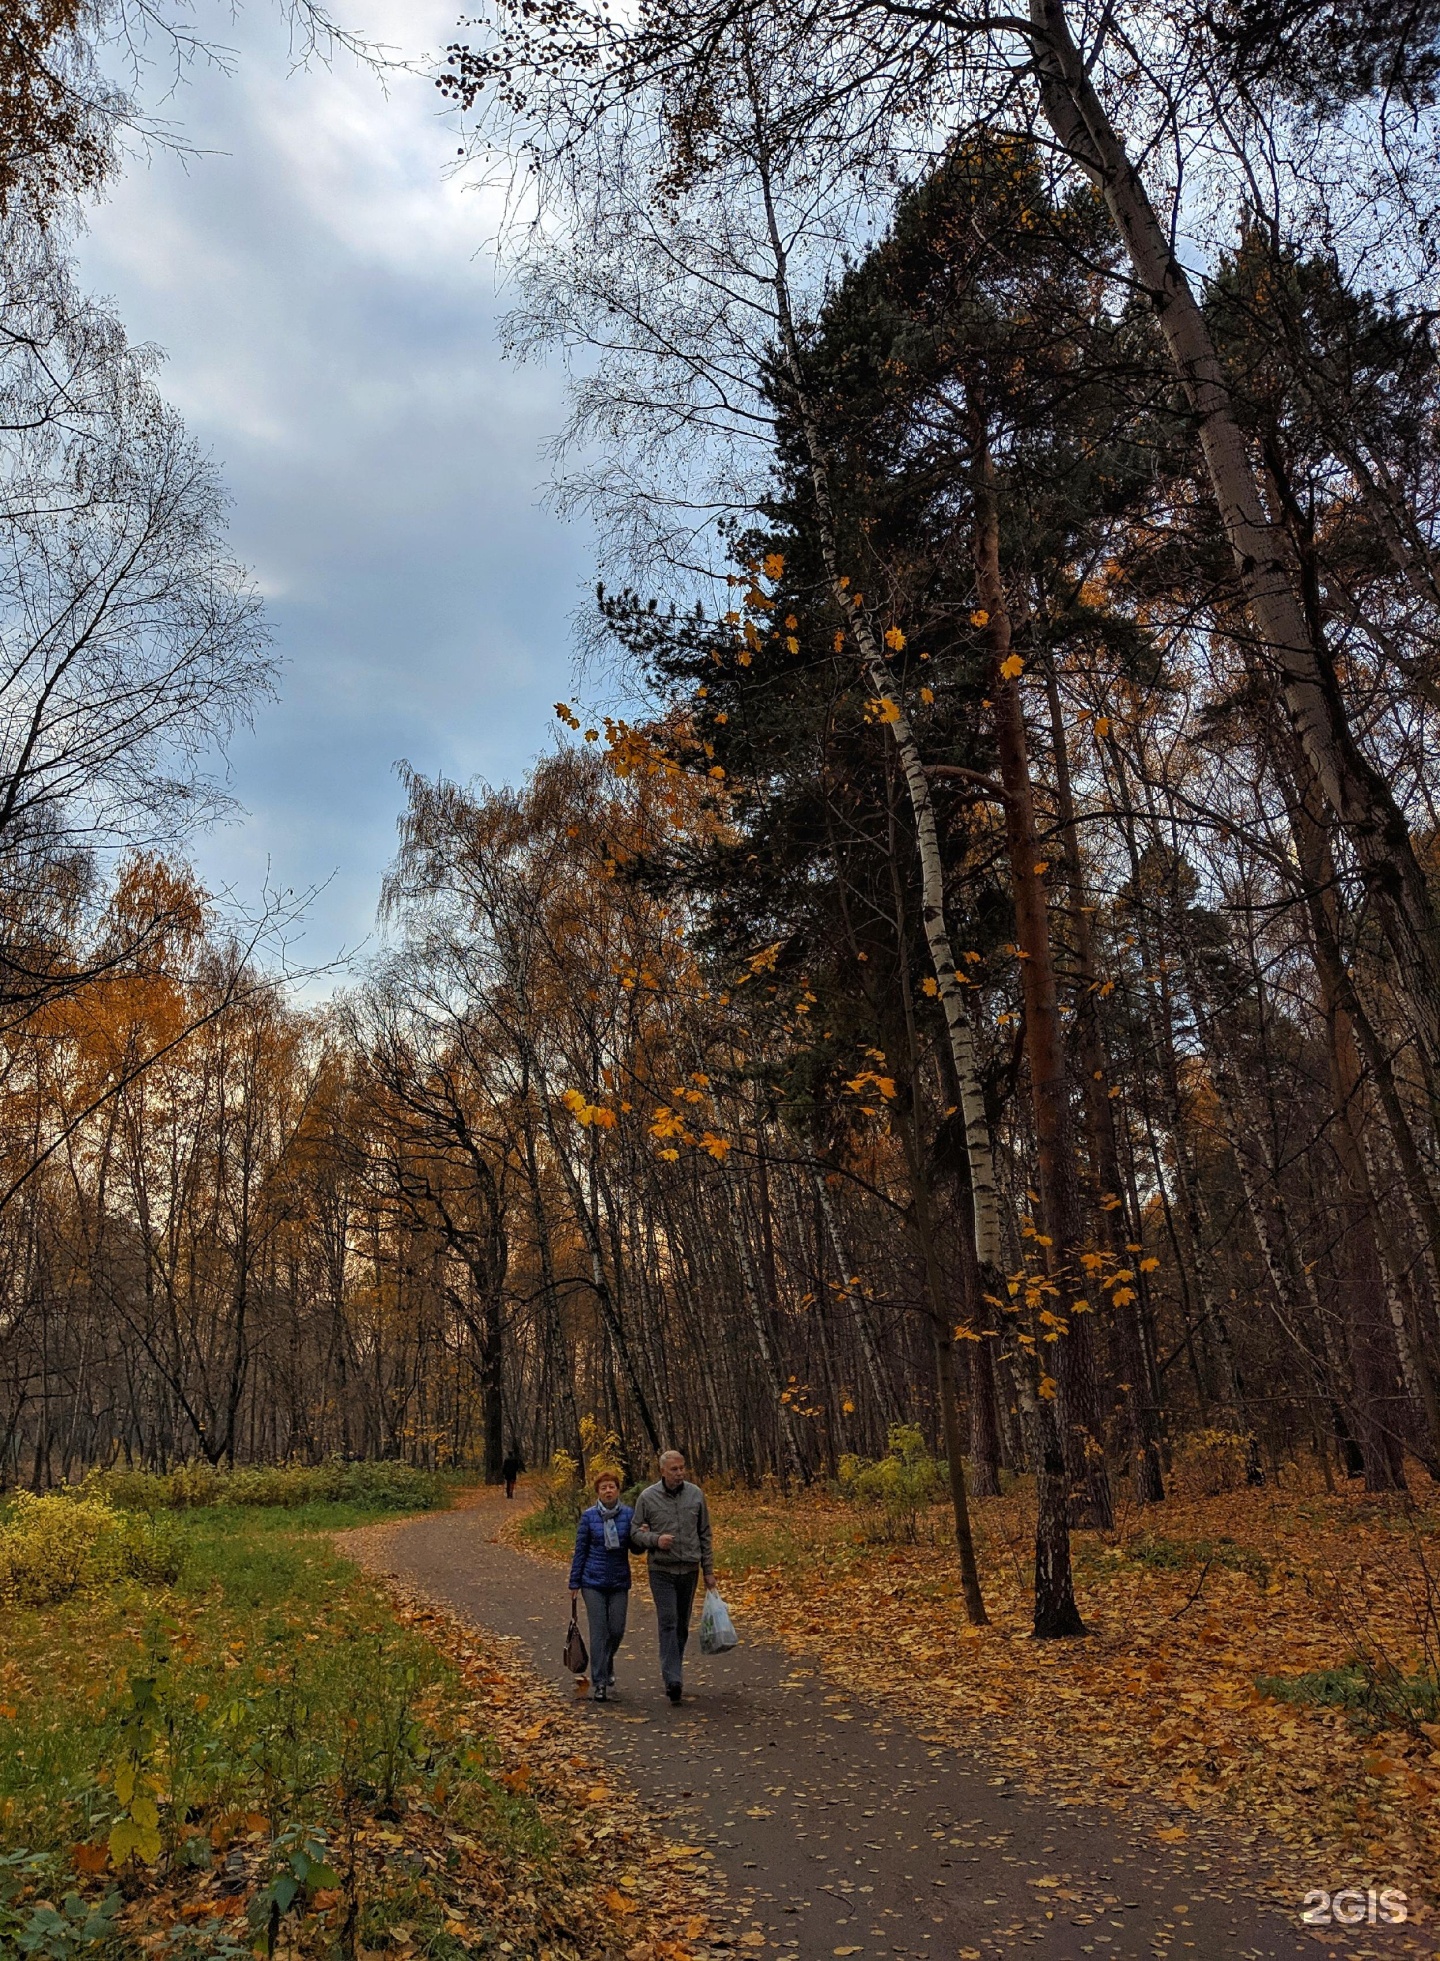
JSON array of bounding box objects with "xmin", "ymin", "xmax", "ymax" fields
[{"xmin": 700, "ymin": 1476, "xmax": 1440, "ymax": 1945}]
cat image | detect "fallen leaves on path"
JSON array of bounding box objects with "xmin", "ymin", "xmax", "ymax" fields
[
  {"xmin": 344, "ymin": 1520, "xmax": 733, "ymax": 1961},
  {"xmin": 716, "ymin": 1481, "xmax": 1440, "ymax": 1931}
]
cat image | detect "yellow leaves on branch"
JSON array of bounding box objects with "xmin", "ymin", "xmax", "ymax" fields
[
  {"xmin": 844, "ymin": 1070, "xmax": 897, "ymax": 1101},
  {"xmin": 762, "ymin": 552, "xmax": 785, "ymax": 579},
  {"xmin": 561, "ymin": 1089, "xmax": 616, "ymax": 1130},
  {"xmin": 867, "ymin": 697, "xmax": 902, "ymax": 725},
  {"xmin": 999, "ymin": 653, "xmax": 1026, "ymax": 679},
  {"xmin": 969, "ymin": 609, "xmax": 990, "ymax": 627},
  {"xmin": 883, "ymin": 626, "xmax": 906, "ymax": 651}
]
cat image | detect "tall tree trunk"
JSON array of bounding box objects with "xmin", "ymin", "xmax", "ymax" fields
[
  {"xmin": 973, "ymin": 429, "xmax": 1112, "ymax": 1531},
  {"xmin": 1042, "ymin": 657, "xmax": 1164, "ymax": 1504},
  {"xmin": 804, "ymin": 1155, "xmax": 900, "ymax": 1431},
  {"xmin": 1281, "ymin": 742, "xmax": 1437, "ymax": 1479},
  {"xmin": 1033, "ymin": 0, "xmax": 1440, "ymax": 1076},
  {"xmin": 727, "ymin": 1162, "xmax": 809, "ymax": 1484}
]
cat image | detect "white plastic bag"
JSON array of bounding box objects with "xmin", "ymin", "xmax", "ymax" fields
[{"xmin": 699, "ymin": 1589, "xmax": 738, "ymax": 1654}]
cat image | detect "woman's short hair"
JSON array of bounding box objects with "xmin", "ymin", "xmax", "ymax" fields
[{"xmin": 594, "ymin": 1468, "xmax": 622, "ymax": 1490}]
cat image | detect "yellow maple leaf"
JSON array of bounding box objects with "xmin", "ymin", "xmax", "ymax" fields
[
  {"xmin": 762, "ymin": 551, "xmax": 785, "ymax": 578},
  {"xmin": 884, "ymin": 626, "xmax": 906, "ymax": 650},
  {"xmin": 1000, "ymin": 653, "xmax": 1025, "ymax": 679}
]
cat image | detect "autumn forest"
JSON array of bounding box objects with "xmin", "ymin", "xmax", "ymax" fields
[{"xmin": 7, "ymin": 0, "xmax": 1440, "ymax": 1654}]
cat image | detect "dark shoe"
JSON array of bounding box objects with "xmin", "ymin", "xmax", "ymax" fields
[
  {"xmin": 593, "ymin": 1686, "xmax": 608, "ymax": 1702},
  {"xmin": 667, "ymin": 1685, "xmax": 682, "ymax": 1704}
]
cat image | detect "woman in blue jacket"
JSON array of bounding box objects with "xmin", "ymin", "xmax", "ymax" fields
[{"xmin": 568, "ymin": 1470, "xmax": 633, "ymax": 1700}]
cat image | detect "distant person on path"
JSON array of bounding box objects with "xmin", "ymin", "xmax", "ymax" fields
[
  {"xmin": 568, "ymin": 1470, "xmax": 633, "ymax": 1701},
  {"xmin": 630, "ymin": 1449, "xmax": 714, "ymax": 1704},
  {"xmin": 502, "ymin": 1447, "xmax": 524, "ymax": 1499}
]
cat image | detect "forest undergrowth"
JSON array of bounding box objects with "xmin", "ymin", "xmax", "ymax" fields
[
  {"xmin": 0, "ymin": 1481, "xmax": 714, "ymax": 1960},
  {"xmin": 518, "ymin": 1471, "xmax": 1440, "ymax": 1926}
]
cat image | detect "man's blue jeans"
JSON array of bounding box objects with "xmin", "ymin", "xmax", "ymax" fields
[{"xmin": 647, "ymin": 1566, "xmax": 699, "ymax": 1692}]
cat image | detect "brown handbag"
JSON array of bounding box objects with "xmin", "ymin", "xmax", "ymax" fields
[{"xmin": 563, "ymin": 1598, "xmax": 589, "ymax": 1674}]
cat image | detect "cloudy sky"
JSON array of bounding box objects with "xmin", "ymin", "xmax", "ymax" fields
[{"xmin": 76, "ymin": 1, "xmax": 596, "ymax": 984}]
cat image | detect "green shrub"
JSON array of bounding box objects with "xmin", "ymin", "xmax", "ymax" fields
[
  {"xmin": 0, "ymin": 1493, "xmax": 184, "ymax": 1604},
  {"xmin": 838, "ymin": 1424, "xmax": 943, "ymax": 1542},
  {"xmin": 106, "ymin": 1509, "xmax": 185, "ymax": 1586},
  {"xmin": 81, "ymin": 1459, "xmax": 444, "ymax": 1515}
]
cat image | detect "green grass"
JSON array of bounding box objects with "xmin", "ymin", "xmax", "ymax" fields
[
  {"xmin": 1255, "ymin": 1663, "xmax": 1440, "ymax": 1731},
  {"xmin": 0, "ymin": 1493, "xmax": 555, "ymax": 1958},
  {"xmin": 1080, "ymin": 1531, "xmax": 1274, "ymax": 1589},
  {"xmin": 517, "ymin": 1508, "xmax": 578, "ymax": 1559}
]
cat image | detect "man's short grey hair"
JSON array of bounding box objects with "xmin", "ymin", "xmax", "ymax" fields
[{"xmin": 658, "ymin": 1449, "xmax": 686, "ymax": 1468}]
